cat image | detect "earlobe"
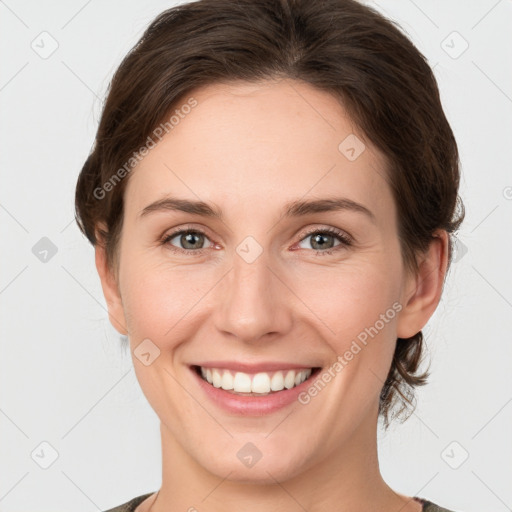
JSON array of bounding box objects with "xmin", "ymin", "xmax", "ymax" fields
[
  {"xmin": 396, "ymin": 230, "xmax": 449, "ymax": 339},
  {"xmin": 94, "ymin": 236, "xmax": 128, "ymax": 336}
]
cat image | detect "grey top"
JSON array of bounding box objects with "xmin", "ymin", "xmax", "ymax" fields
[{"xmin": 103, "ymin": 491, "xmax": 460, "ymax": 512}]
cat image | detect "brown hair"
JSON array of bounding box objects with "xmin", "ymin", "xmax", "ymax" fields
[{"xmin": 75, "ymin": 0, "xmax": 464, "ymax": 429}]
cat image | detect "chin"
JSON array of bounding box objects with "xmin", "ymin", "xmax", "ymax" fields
[{"xmin": 197, "ymin": 443, "xmax": 312, "ymax": 484}]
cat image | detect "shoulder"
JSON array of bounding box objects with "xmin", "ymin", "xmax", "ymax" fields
[
  {"xmin": 103, "ymin": 492, "xmax": 155, "ymax": 512},
  {"xmin": 103, "ymin": 493, "xmax": 461, "ymax": 512},
  {"xmin": 415, "ymin": 496, "xmax": 461, "ymax": 512}
]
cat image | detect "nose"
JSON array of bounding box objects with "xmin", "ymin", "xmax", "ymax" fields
[{"xmin": 212, "ymin": 250, "xmax": 294, "ymax": 345}]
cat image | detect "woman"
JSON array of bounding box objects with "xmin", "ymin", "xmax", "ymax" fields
[{"xmin": 74, "ymin": 0, "xmax": 465, "ymax": 510}]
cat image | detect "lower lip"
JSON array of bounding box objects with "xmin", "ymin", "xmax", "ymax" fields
[{"xmin": 190, "ymin": 366, "xmax": 321, "ymax": 416}]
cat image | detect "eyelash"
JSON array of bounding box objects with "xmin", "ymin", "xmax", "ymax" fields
[
  {"xmin": 299, "ymin": 227, "xmax": 353, "ymax": 256},
  {"xmin": 160, "ymin": 226, "xmax": 353, "ymax": 257}
]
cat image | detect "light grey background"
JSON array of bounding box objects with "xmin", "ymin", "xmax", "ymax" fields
[{"xmin": 1, "ymin": 1, "xmax": 511, "ymax": 511}]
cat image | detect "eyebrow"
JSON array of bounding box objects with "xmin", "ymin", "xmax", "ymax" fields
[{"xmin": 139, "ymin": 196, "xmax": 376, "ymax": 223}]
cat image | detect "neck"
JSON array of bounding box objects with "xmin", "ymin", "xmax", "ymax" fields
[{"xmin": 145, "ymin": 408, "xmax": 420, "ymax": 512}]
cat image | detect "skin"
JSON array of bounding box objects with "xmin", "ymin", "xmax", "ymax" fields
[{"xmin": 95, "ymin": 78, "xmax": 448, "ymax": 512}]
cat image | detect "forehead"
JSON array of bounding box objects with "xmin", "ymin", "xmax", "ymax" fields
[{"xmin": 124, "ymin": 79, "xmax": 392, "ymax": 224}]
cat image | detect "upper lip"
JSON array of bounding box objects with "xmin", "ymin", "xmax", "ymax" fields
[{"xmin": 191, "ymin": 361, "xmax": 321, "ymax": 373}]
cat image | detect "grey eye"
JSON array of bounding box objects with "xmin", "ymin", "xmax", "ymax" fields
[{"xmin": 165, "ymin": 230, "xmax": 213, "ymax": 251}]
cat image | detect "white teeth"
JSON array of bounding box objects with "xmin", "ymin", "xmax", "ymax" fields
[
  {"xmin": 212, "ymin": 369, "xmax": 222, "ymax": 388},
  {"xmin": 251, "ymin": 372, "xmax": 271, "ymax": 393},
  {"xmin": 221, "ymin": 370, "xmax": 234, "ymax": 390},
  {"xmin": 198, "ymin": 366, "xmax": 314, "ymax": 394},
  {"xmin": 284, "ymin": 370, "xmax": 295, "ymax": 389},
  {"xmin": 233, "ymin": 372, "xmax": 252, "ymax": 392},
  {"xmin": 294, "ymin": 370, "xmax": 310, "ymax": 386},
  {"xmin": 270, "ymin": 371, "xmax": 285, "ymax": 391}
]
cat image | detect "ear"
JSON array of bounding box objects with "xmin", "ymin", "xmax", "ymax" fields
[
  {"xmin": 396, "ymin": 230, "xmax": 449, "ymax": 339},
  {"xmin": 94, "ymin": 226, "xmax": 128, "ymax": 336}
]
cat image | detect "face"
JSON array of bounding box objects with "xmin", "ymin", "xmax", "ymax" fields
[{"xmin": 97, "ymin": 78, "xmax": 439, "ymax": 484}]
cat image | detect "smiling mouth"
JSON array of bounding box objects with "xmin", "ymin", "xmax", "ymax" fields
[{"xmin": 192, "ymin": 365, "xmax": 321, "ymax": 396}]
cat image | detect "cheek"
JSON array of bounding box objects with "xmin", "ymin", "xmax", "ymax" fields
[
  {"xmin": 291, "ymin": 258, "xmax": 402, "ymax": 392},
  {"xmin": 295, "ymin": 259, "xmax": 401, "ymax": 334},
  {"xmin": 118, "ymin": 252, "xmax": 213, "ymax": 342}
]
